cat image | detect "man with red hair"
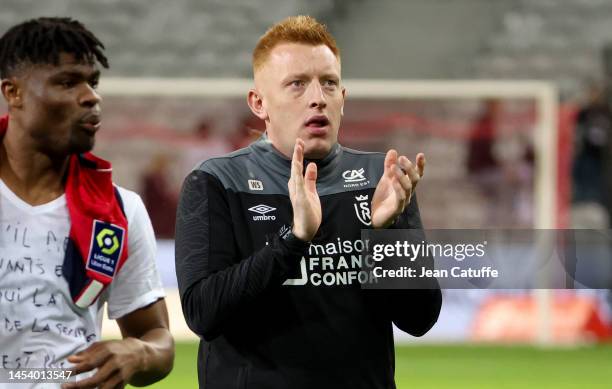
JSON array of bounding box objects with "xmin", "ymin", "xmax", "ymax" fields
[{"xmin": 176, "ymin": 15, "xmax": 441, "ymax": 389}]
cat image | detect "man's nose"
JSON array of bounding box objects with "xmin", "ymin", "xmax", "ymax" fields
[
  {"xmin": 79, "ymin": 84, "xmax": 102, "ymax": 108},
  {"xmin": 308, "ymin": 82, "xmax": 327, "ymax": 109}
]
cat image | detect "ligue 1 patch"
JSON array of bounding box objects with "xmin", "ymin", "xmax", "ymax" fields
[{"xmin": 86, "ymin": 220, "xmax": 125, "ymax": 278}]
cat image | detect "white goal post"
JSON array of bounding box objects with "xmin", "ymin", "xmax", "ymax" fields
[
  {"xmin": 100, "ymin": 78, "xmax": 559, "ymax": 230},
  {"xmin": 99, "ymin": 78, "xmax": 559, "ymax": 344}
]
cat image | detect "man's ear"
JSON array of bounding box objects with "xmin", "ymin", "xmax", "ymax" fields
[
  {"xmin": 340, "ymin": 86, "xmax": 346, "ymax": 116},
  {"xmin": 1, "ymin": 78, "xmax": 22, "ymax": 109},
  {"xmin": 247, "ymin": 89, "xmax": 268, "ymax": 121}
]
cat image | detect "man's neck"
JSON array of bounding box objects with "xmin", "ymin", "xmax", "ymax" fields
[{"xmin": 0, "ymin": 129, "xmax": 69, "ymax": 206}]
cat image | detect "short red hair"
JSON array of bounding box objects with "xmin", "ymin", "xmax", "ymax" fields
[{"xmin": 252, "ymin": 15, "xmax": 340, "ymax": 73}]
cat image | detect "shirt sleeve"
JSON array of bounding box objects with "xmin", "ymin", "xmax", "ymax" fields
[
  {"xmin": 105, "ymin": 188, "xmax": 165, "ymax": 320},
  {"xmin": 386, "ymin": 194, "xmax": 442, "ymax": 336},
  {"xmin": 175, "ymin": 169, "xmax": 309, "ymax": 341}
]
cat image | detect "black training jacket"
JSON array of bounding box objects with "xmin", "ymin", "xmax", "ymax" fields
[{"xmin": 175, "ymin": 136, "xmax": 442, "ymax": 389}]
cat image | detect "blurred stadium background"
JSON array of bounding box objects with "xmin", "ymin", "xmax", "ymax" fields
[{"xmin": 2, "ymin": 0, "xmax": 612, "ymax": 388}]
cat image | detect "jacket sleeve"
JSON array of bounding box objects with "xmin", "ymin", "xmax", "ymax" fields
[
  {"xmin": 385, "ymin": 194, "xmax": 442, "ymax": 337},
  {"xmin": 175, "ymin": 169, "xmax": 309, "ymax": 341}
]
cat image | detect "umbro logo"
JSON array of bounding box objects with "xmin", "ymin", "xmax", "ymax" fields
[
  {"xmin": 248, "ymin": 204, "xmax": 276, "ymax": 221},
  {"xmin": 342, "ymin": 168, "xmax": 366, "ymax": 183}
]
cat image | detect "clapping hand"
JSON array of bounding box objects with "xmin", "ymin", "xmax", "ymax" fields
[{"xmin": 371, "ymin": 150, "xmax": 425, "ymax": 229}]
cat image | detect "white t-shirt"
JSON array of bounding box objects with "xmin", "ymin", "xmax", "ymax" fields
[{"xmin": 0, "ymin": 179, "xmax": 165, "ymax": 388}]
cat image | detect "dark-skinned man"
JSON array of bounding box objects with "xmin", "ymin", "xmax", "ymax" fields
[{"xmin": 0, "ymin": 17, "xmax": 174, "ymax": 388}]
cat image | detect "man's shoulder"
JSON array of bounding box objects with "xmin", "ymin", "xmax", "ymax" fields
[
  {"xmin": 114, "ymin": 185, "xmax": 141, "ymax": 204},
  {"xmin": 185, "ymin": 146, "xmax": 261, "ymax": 192},
  {"xmin": 194, "ymin": 147, "xmax": 252, "ymax": 175},
  {"xmin": 114, "ymin": 185, "xmax": 145, "ymax": 221}
]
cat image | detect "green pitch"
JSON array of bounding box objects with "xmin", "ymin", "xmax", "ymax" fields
[{"xmin": 140, "ymin": 342, "xmax": 612, "ymax": 388}]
